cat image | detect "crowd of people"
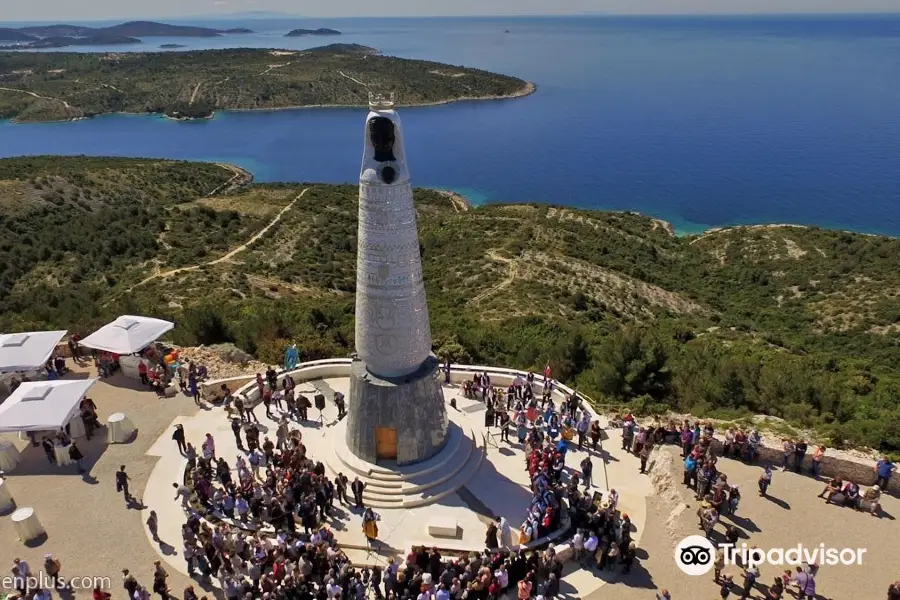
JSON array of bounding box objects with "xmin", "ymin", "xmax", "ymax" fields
[{"xmin": 152, "ymin": 366, "xmax": 601, "ymax": 600}]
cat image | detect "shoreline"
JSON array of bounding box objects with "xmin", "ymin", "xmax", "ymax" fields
[
  {"xmin": 5, "ymin": 81, "xmax": 537, "ymax": 125},
  {"xmin": 414, "ymin": 191, "xmax": 900, "ymax": 241}
]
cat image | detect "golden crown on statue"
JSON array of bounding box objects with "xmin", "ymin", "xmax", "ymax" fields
[{"xmin": 368, "ymin": 91, "xmax": 396, "ymax": 110}]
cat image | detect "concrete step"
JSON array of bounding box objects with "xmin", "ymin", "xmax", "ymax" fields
[
  {"xmin": 403, "ymin": 435, "xmax": 486, "ymax": 508},
  {"xmin": 361, "ymin": 489, "xmax": 405, "ymax": 507},
  {"xmin": 400, "ymin": 432, "xmax": 473, "ymax": 494},
  {"xmin": 323, "ymin": 423, "xmax": 485, "ymax": 508},
  {"xmin": 361, "ymin": 478, "xmax": 404, "ymax": 491}
]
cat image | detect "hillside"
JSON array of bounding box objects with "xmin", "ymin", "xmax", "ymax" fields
[
  {"xmin": 0, "ymin": 47, "xmax": 531, "ymax": 122},
  {"xmin": 1, "ymin": 156, "xmax": 899, "ymax": 454},
  {"xmin": 0, "ymin": 29, "xmax": 36, "ymax": 42}
]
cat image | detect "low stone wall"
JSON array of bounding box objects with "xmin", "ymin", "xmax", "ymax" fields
[
  {"xmin": 701, "ymin": 437, "xmax": 892, "ymax": 493},
  {"xmin": 234, "ymin": 359, "xmax": 353, "ymax": 403}
]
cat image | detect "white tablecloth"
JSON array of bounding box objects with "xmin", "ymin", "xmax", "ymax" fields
[
  {"xmin": 107, "ymin": 413, "xmax": 135, "ymax": 444},
  {"xmin": 11, "ymin": 507, "xmax": 44, "ymax": 542},
  {"xmin": 53, "ymin": 445, "xmax": 73, "ymax": 467},
  {"xmin": 68, "ymin": 415, "xmax": 86, "ymax": 439},
  {"xmin": 0, "ymin": 441, "xmax": 20, "ymax": 471},
  {"xmin": 0, "ymin": 478, "xmax": 14, "ymax": 511}
]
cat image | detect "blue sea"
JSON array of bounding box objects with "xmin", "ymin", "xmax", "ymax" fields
[{"xmin": 1, "ymin": 15, "xmax": 900, "ymax": 235}]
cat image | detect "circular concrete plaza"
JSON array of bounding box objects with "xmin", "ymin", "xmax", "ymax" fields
[{"xmin": 0, "ymin": 360, "xmax": 896, "ymax": 599}]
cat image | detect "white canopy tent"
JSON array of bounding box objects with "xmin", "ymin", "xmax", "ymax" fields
[
  {"xmin": 0, "ymin": 379, "xmax": 97, "ymax": 433},
  {"xmin": 79, "ymin": 316, "xmax": 174, "ymax": 355},
  {"xmin": 0, "ymin": 330, "xmax": 67, "ymax": 373}
]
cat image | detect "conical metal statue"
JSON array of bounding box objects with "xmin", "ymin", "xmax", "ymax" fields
[{"xmin": 345, "ymin": 93, "xmax": 449, "ymax": 465}]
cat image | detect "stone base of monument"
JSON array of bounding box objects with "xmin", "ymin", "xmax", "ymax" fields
[
  {"xmin": 328, "ymin": 419, "xmax": 485, "ymax": 508},
  {"xmin": 345, "ymin": 355, "xmax": 449, "ymax": 465}
]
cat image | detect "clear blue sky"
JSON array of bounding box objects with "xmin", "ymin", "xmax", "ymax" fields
[{"xmin": 2, "ymin": 0, "xmax": 897, "ymax": 22}]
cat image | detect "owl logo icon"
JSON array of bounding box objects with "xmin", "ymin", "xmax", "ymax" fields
[{"xmin": 674, "ymin": 535, "xmax": 716, "ymax": 576}]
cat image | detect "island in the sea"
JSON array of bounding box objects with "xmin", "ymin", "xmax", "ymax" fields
[
  {"xmin": 285, "ymin": 28, "xmax": 342, "ymax": 37},
  {"xmin": 159, "ymin": 44, "xmax": 187, "ymax": 49},
  {"xmin": 0, "ymin": 21, "xmax": 256, "ymax": 50},
  {"xmin": 0, "ymin": 35, "xmax": 141, "ymax": 50},
  {"xmin": 0, "ymin": 45, "xmax": 535, "ymax": 122}
]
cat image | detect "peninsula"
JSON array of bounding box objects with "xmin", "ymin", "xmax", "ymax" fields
[
  {"xmin": 0, "ymin": 21, "xmax": 256, "ymax": 50},
  {"xmin": 1, "ymin": 155, "xmax": 899, "ymax": 456},
  {"xmin": 0, "ymin": 34, "xmax": 140, "ymax": 50},
  {"xmin": 15, "ymin": 21, "xmax": 254, "ymax": 38},
  {"xmin": 0, "ymin": 46, "xmax": 533, "ymax": 122},
  {"xmin": 285, "ymin": 28, "xmax": 342, "ymax": 37}
]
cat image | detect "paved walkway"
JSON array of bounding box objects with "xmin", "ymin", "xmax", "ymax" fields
[{"xmin": 0, "ymin": 364, "xmax": 209, "ymax": 598}]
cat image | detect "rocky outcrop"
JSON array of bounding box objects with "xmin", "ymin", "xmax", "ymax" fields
[{"xmin": 175, "ymin": 344, "xmax": 271, "ymax": 379}]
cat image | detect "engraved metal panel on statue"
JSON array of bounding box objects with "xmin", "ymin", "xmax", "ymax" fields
[{"xmin": 355, "ymin": 106, "xmax": 432, "ymax": 379}]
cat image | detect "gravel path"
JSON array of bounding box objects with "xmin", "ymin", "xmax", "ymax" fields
[
  {"xmin": 0, "ymin": 364, "xmax": 209, "ymax": 598},
  {"xmin": 584, "ymin": 445, "xmax": 899, "ymax": 599}
]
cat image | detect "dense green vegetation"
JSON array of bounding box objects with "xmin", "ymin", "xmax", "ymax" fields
[
  {"xmin": 0, "ymin": 47, "xmax": 531, "ymax": 122},
  {"xmin": 3, "ymin": 156, "xmax": 900, "ymax": 454}
]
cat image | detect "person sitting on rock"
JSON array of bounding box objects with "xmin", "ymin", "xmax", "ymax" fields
[
  {"xmin": 841, "ymin": 480, "xmax": 860, "ymax": 508},
  {"xmin": 860, "ymin": 485, "xmax": 881, "ymax": 516},
  {"xmin": 819, "ymin": 475, "xmax": 843, "ymax": 502}
]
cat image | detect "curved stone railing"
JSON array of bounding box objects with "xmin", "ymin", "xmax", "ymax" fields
[{"xmin": 231, "ymin": 359, "xmax": 598, "ymax": 416}]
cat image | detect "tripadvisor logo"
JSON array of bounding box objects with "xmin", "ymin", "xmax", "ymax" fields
[
  {"xmin": 675, "ymin": 536, "xmax": 717, "ymax": 576},
  {"xmin": 674, "ymin": 536, "xmax": 867, "ymax": 576}
]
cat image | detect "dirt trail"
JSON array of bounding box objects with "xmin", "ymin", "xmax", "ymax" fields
[
  {"xmin": 127, "ymin": 188, "xmax": 308, "ymax": 291},
  {"xmin": 189, "ymin": 82, "xmax": 202, "ymax": 105},
  {"xmin": 259, "ymin": 62, "xmax": 293, "ymax": 76},
  {"xmin": 0, "ymin": 86, "xmax": 72, "ymax": 109},
  {"xmin": 470, "ymin": 249, "xmax": 519, "ymax": 305},
  {"xmin": 337, "ymin": 70, "xmax": 369, "ymax": 88},
  {"xmin": 437, "ymin": 190, "xmax": 471, "ymax": 213},
  {"xmin": 207, "ymin": 162, "xmax": 253, "ymax": 196}
]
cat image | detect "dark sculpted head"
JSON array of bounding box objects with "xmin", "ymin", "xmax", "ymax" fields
[{"xmin": 368, "ymin": 116, "xmax": 396, "ymax": 163}]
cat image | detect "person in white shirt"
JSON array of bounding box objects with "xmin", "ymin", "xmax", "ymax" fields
[
  {"xmin": 572, "ymin": 530, "xmax": 585, "ymax": 561},
  {"xmin": 276, "ymin": 530, "xmax": 289, "ymax": 548},
  {"xmin": 495, "ymin": 565, "xmax": 509, "ymax": 589},
  {"xmin": 326, "ymin": 578, "xmax": 340, "ymax": 599},
  {"xmin": 499, "ymin": 515, "xmax": 513, "ymax": 548},
  {"xmin": 584, "ymin": 532, "xmax": 599, "ymax": 564},
  {"xmin": 173, "ymin": 482, "xmax": 191, "ymax": 508},
  {"xmin": 608, "ymin": 489, "xmax": 620, "ymax": 512}
]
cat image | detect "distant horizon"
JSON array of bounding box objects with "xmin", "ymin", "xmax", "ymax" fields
[{"xmin": 2, "ymin": 11, "xmax": 900, "ymax": 25}]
